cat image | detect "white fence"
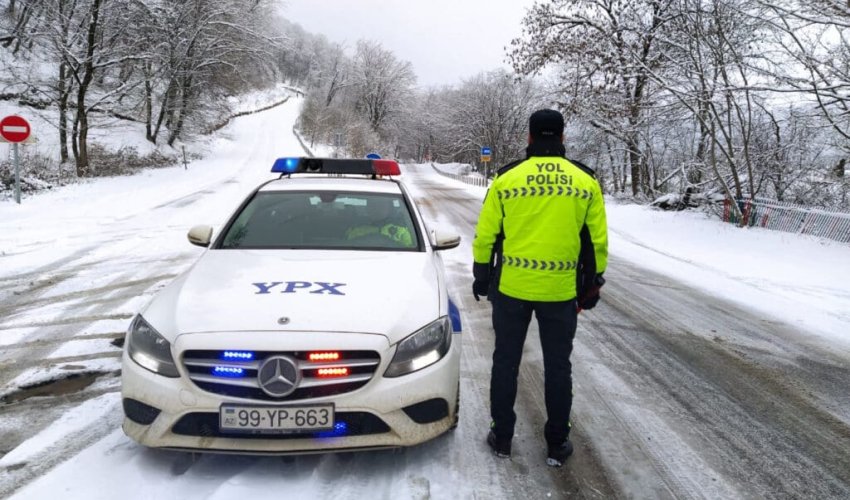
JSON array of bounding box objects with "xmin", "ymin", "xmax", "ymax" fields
[{"xmin": 723, "ymin": 198, "xmax": 850, "ymax": 244}]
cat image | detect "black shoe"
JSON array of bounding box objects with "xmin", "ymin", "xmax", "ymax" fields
[
  {"xmin": 546, "ymin": 439, "xmax": 573, "ymax": 467},
  {"xmin": 487, "ymin": 430, "xmax": 511, "ymax": 458}
]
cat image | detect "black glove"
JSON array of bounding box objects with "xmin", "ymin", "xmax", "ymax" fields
[
  {"xmin": 578, "ymin": 274, "xmax": 605, "ymax": 311},
  {"xmin": 472, "ymin": 262, "xmax": 490, "ymax": 301}
]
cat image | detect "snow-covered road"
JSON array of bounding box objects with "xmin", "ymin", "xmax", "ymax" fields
[
  {"xmin": 1, "ymin": 98, "xmax": 598, "ymax": 500},
  {"xmin": 407, "ymin": 168, "xmax": 850, "ymax": 499},
  {"xmin": 2, "ymin": 98, "xmax": 850, "ymax": 499}
]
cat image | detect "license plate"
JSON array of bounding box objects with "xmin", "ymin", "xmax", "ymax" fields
[{"xmin": 220, "ymin": 404, "xmax": 334, "ymax": 433}]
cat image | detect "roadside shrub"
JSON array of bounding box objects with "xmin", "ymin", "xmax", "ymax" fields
[
  {"xmin": 0, "ymin": 151, "xmax": 69, "ymax": 194},
  {"xmin": 86, "ymin": 145, "xmax": 176, "ymax": 177}
]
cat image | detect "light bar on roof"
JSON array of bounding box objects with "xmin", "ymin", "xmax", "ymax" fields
[{"xmin": 271, "ymin": 157, "xmax": 400, "ymax": 176}]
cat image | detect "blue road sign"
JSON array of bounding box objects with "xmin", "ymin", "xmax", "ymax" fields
[
  {"xmin": 481, "ymin": 147, "xmax": 492, "ymax": 155},
  {"xmin": 366, "ymin": 153, "xmax": 382, "ymax": 160}
]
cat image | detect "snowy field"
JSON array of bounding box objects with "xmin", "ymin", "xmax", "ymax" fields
[{"xmin": 2, "ymin": 102, "xmax": 850, "ymax": 499}]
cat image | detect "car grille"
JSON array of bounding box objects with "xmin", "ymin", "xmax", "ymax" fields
[{"xmin": 181, "ymin": 350, "xmax": 381, "ymax": 401}]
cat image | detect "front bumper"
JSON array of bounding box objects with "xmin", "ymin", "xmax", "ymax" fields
[{"xmin": 120, "ymin": 330, "xmax": 460, "ymax": 454}]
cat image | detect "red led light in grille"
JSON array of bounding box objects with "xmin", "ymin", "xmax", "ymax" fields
[
  {"xmin": 309, "ymin": 352, "xmax": 341, "ymax": 362},
  {"xmin": 317, "ymin": 368, "xmax": 349, "ymax": 377}
]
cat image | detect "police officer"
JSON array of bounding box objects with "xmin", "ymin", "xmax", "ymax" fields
[{"xmin": 472, "ymin": 109, "xmax": 608, "ymax": 467}]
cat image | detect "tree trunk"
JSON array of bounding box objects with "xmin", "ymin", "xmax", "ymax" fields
[
  {"xmin": 628, "ymin": 138, "xmax": 641, "ymax": 196},
  {"xmin": 58, "ymin": 62, "xmax": 69, "ymax": 163},
  {"xmin": 77, "ymin": 113, "xmax": 90, "ymax": 176},
  {"xmin": 152, "ymin": 80, "xmax": 175, "ymax": 144},
  {"xmin": 73, "ymin": 0, "xmax": 103, "ymax": 177},
  {"xmin": 168, "ymin": 75, "xmax": 193, "ymax": 146},
  {"xmin": 144, "ymin": 62, "xmax": 154, "ymax": 143},
  {"xmin": 692, "ymin": 100, "xmax": 711, "ymax": 185},
  {"xmin": 71, "ymin": 108, "xmax": 80, "ymax": 174}
]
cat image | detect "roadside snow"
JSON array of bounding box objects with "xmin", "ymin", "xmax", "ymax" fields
[
  {"xmin": 0, "ymin": 393, "xmax": 117, "ymax": 468},
  {"xmin": 0, "ymin": 94, "xmax": 305, "ymax": 276},
  {"xmin": 414, "ymin": 163, "xmax": 850, "ymax": 350},
  {"xmin": 607, "ymin": 205, "xmax": 850, "ymax": 349}
]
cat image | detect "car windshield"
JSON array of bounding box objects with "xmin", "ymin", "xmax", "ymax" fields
[{"xmin": 219, "ymin": 190, "xmax": 421, "ymax": 251}]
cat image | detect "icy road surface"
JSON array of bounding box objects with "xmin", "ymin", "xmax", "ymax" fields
[
  {"xmin": 407, "ymin": 167, "xmax": 850, "ymax": 499},
  {"xmin": 2, "ymin": 98, "xmax": 850, "ymax": 499}
]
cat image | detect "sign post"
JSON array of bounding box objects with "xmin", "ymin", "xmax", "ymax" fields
[
  {"xmin": 12, "ymin": 143, "xmax": 21, "ymax": 204},
  {"xmin": 1, "ymin": 115, "xmax": 32, "ymax": 205},
  {"xmin": 480, "ymin": 147, "xmax": 492, "ymax": 181}
]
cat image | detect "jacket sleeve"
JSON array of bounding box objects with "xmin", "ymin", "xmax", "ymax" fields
[
  {"xmin": 586, "ymin": 180, "xmax": 608, "ymax": 274},
  {"xmin": 472, "ymin": 183, "xmax": 503, "ymax": 265}
]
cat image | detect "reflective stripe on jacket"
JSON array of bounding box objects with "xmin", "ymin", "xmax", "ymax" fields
[{"xmin": 473, "ymin": 155, "xmax": 608, "ymax": 302}]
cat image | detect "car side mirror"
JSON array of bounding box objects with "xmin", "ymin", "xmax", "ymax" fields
[
  {"xmin": 187, "ymin": 225, "xmax": 214, "ymax": 248},
  {"xmin": 431, "ymin": 228, "xmax": 461, "ymax": 251}
]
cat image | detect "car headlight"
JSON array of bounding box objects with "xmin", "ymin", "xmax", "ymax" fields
[
  {"xmin": 384, "ymin": 316, "xmax": 452, "ymax": 378},
  {"xmin": 127, "ymin": 315, "xmax": 180, "ymax": 378}
]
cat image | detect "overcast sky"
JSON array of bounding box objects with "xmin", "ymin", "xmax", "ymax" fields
[{"xmin": 280, "ymin": 0, "xmax": 539, "ymax": 87}]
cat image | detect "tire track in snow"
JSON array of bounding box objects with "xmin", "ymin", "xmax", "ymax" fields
[
  {"xmin": 0, "ymin": 393, "xmax": 123, "ymax": 499},
  {"xmin": 572, "ymin": 260, "xmax": 850, "ymax": 498}
]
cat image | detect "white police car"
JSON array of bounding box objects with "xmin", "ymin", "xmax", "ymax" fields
[{"xmin": 121, "ymin": 158, "xmax": 462, "ymax": 454}]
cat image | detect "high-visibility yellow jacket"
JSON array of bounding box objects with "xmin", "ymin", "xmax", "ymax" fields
[{"xmin": 473, "ymin": 154, "xmax": 608, "ymax": 302}]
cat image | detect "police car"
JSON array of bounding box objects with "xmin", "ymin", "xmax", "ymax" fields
[{"xmin": 121, "ymin": 158, "xmax": 462, "ymax": 454}]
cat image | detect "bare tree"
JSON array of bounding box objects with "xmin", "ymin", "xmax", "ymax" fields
[
  {"xmin": 758, "ymin": 1, "xmax": 850, "ymax": 139},
  {"xmin": 351, "ymin": 40, "xmax": 416, "ymax": 134},
  {"xmin": 435, "ymin": 70, "xmax": 542, "ymax": 167},
  {"xmin": 2, "ymin": 0, "xmax": 284, "ymax": 174}
]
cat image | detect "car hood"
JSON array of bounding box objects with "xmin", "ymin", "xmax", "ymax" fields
[{"xmin": 142, "ymin": 249, "xmax": 442, "ymax": 344}]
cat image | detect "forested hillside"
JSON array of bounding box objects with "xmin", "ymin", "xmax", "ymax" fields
[
  {"xmin": 1, "ymin": 0, "xmax": 286, "ymax": 179},
  {"xmin": 3, "ymin": 0, "xmax": 850, "ymax": 212}
]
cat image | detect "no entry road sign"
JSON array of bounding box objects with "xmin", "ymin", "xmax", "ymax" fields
[{"xmin": 0, "ymin": 115, "xmax": 31, "ymax": 143}]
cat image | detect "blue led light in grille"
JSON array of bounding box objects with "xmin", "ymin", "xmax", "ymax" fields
[
  {"xmin": 221, "ymin": 351, "xmax": 254, "ymax": 361},
  {"xmin": 213, "ymin": 366, "xmax": 246, "ymax": 377}
]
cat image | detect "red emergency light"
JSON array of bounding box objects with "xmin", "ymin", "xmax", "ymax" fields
[
  {"xmin": 317, "ymin": 367, "xmax": 349, "ymax": 378},
  {"xmin": 308, "ymin": 352, "xmax": 341, "ymax": 362}
]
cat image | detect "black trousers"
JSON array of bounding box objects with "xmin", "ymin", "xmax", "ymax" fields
[{"xmin": 489, "ymin": 291, "xmax": 578, "ymax": 444}]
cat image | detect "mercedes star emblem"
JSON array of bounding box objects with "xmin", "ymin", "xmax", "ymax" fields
[{"xmin": 257, "ymin": 356, "xmax": 300, "ymax": 397}]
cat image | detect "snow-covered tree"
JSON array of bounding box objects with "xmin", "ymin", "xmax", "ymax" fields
[
  {"xmin": 351, "ymin": 40, "xmax": 416, "ymax": 135},
  {"xmin": 509, "ymin": 0, "xmax": 675, "ymax": 195}
]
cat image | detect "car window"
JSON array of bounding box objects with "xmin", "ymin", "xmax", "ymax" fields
[{"xmin": 219, "ymin": 190, "xmax": 421, "ymax": 251}]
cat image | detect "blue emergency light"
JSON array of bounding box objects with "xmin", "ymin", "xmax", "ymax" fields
[
  {"xmin": 221, "ymin": 351, "xmax": 255, "ymax": 361},
  {"xmin": 271, "ymin": 157, "xmax": 300, "ymax": 174},
  {"xmin": 271, "ymin": 157, "xmax": 400, "ymax": 176},
  {"xmin": 213, "ymin": 366, "xmax": 246, "ymax": 378},
  {"xmin": 316, "ymin": 422, "xmax": 349, "ymax": 438}
]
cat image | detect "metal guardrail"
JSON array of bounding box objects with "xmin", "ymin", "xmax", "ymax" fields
[
  {"xmin": 723, "ymin": 198, "xmax": 850, "ymax": 244},
  {"xmin": 430, "ymin": 163, "xmax": 490, "ymax": 187},
  {"xmin": 292, "ymin": 127, "xmax": 315, "ymax": 157},
  {"xmin": 205, "ymin": 97, "xmax": 290, "ymax": 135}
]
